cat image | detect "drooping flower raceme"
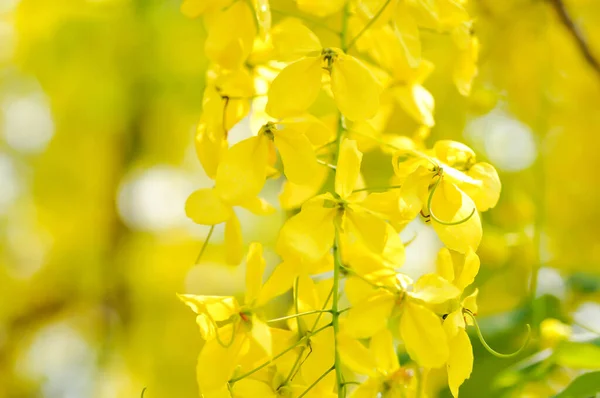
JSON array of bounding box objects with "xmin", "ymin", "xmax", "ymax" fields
[{"xmin": 176, "ymin": 1, "xmax": 526, "ymax": 398}]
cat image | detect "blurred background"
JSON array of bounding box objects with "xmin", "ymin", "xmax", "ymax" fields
[{"xmin": 1, "ymin": 0, "xmax": 600, "ymax": 397}]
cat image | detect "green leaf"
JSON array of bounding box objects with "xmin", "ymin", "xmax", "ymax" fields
[
  {"xmin": 554, "ymin": 371, "xmax": 600, "ymax": 398},
  {"xmin": 554, "ymin": 342, "xmax": 600, "ymax": 369}
]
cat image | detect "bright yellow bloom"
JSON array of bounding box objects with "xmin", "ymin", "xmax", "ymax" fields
[
  {"xmin": 435, "ymin": 247, "xmax": 481, "ymax": 397},
  {"xmin": 201, "ymin": 1, "xmax": 256, "ymax": 69},
  {"xmin": 266, "ymin": 23, "xmax": 381, "ymax": 121},
  {"xmin": 394, "ymin": 139, "xmax": 501, "ymax": 253},
  {"xmin": 185, "ymin": 137, "xmax": 275, "ymax": 264},
  {"xmin": 277, "ymin": 139, "xmax": 404, "ymax": 263},
  {"xmin": 180, "ymin": 243, "xmax": 294, "ymax": 395},
  {"xmin": 341, "ymin": 330, "xmax": 418, "ymax": 398}
]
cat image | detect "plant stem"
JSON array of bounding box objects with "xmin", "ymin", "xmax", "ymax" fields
[
  {"xmin": 266, "ymin": 310, "xmax": 332, "ymax": 323},
  {"xmin": 351, "ymin": 185, "xmax": 402, "ymax": 193},
  {"xmin": 332, "ymin": 226, "xmax": 345, "ymax": 396},
  {"xmin": 297, "ymin": 366, "xmax": 335, "ymax": 398},
  {"xmin": 195, "ymin": 225, "xmax": 215, "ymax": 264},
  {"xmin": 229, "ymin": 323, "xmax": 331, "ymax": 383},
  {"xmin": 346, "ymin": 0, "xmax": 393, "ymax": 51}
]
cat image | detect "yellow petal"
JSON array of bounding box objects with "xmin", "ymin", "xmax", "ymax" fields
[
  {"xmin": 398, "ymin": 165, "xmax": 432, "ymax": 218},
  {"xmin": 271, "ymin": 19, "xmax": 322, "ymax": 61},
  {"xmin": 186, "ymin": 188, "xmax": 232, "ymax": 225},
  {"xmin": 276, "ymin": 199, "xmax": 336, "ymax": 263},
  {"xmin": 253, "ymin": 0, "xmax": 271, "ymax": 40},
  {"xmin": 351, "ymin": 379, "xmax": 383, "ymax": 398},
  {"xmin": 462, "ymin": 289, "xmax": 478, "ymax": 317},
  {"xmin": 343, "ymin": 291, "xmax": 395, "ymax": 339},
  {"xmin": 371, "ymin": 329, "xmax": 400, "ymax": 374},
  {"xmin": 250, "ymin": 316, "xmax": 272, "ymax": 357},
  {"xmin": 400, "ymin": 301, "xmax": 449, "ymax": 368},
  {"xmin": 337, "ymin": 332, "xmax": 377, "ymax": 376},
  {"xmin": 256, "ymin": 261, "xmax": 299, "ymax": 307},
  {"xmin": 345, "ymin": 207, "xmax": 388, "ymax": 254},
  {"xmin": 225, "ymin": 214, "xmax": 244, "ymax": 265},
  {"xmin": 274, "ymin": 126, "xmax": 319, "ymax": 185},
  {"xmin": 345, "ymin": 275, "xmax": 379, "ymax": 305},
  {"xmin": 447, "ymin": 328, "xmax": 473, "ymax": 398},
  {"xmin": 301, "ymin": 328, "xmax": 336, "ymax": 385},
  {"xmin": 195, "ymin": 122, "xmax": 227, "ymax": 179},
  {"xmin": 245, "ymin": 243, "xmax": 266, "ymax": 304},
  {"xmin": 393, "ymin": 84, "xmax": 434, "ymax": 127},
  {"xmin": 279, "ymin": 163, "xmax": 329, "ymax": 210},
  {"xmin": 204, "ymin": 1, "xmax": 256, "ymax": 69},
  {"xmin": 197, "ymin": 325, "xmax": 248, "ymax": 394},
  {"xmin": 462, "ymin": 162, "xmax": 502, "ymax": 212},
  {"xmin": 231, "ymin": 379, "xmax": 276, "ymax": 398},
  {"xmin": 433, "ymin": 140, "xmax": 476, "ymax": 170},
  {"xmin": 430, "ymin": 180, "xmax": 482, "ymax": 253},
  {"xmin": 266, "ymin": 56, "xmax": 322, "ymax": 119},
  {"xmin": 335, "ymin": 139, "xmax": 362, "ymax": 198},
  {"xmin": 439, "ymin": 248, "xmax": 480, "ymax": 291},
  {"xmin": 436, "ymin": 247, "xmax": 455, "ymax": 283},
  {"xmin": 410, "ymin": 273, "xmax": 462, "ymax": 304},
  {"xmin": 215, "ymin": 135, "xmax": 269, "ymax": 205},
  {"xmin": 238, "ymin": 196, "xmax": 276, "ymax": 216},
  {"xmin": 178, "ymin": 294, "xmax": 239, "ymax": 322},
  {"xmin": 331, "ymin": 54, "xmax": 380, "ymax": 121},
  {"xmin": 394, "ymin": 2, "xmax": 421, "ymax": 68},
  {"xmin": 443, "ymin": 309, "xmax": 465, "ymax": 340},
  {"xmin": 295, "ymin": 0, "xmax": 346, "ymax": 17},
  {"xmin": 453, "ymin": 36, "xmax": 478, "ymax": 97}
]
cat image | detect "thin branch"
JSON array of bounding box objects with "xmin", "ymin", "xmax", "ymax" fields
[{"xmin": 549, "ymin": 0, "xmax": 600, "ymax": 75}]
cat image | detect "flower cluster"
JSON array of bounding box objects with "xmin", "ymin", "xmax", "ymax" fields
[{"xmin": 177, "ymin": 1, "xmax": 517, "ymax": 397}]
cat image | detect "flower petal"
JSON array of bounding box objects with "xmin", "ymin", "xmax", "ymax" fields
[
  {"xmin": 400, "ymin": 301, "xmax": 449, "ymax": 368},
  {"xmin": 430, "ymin": 180, "xmax": 482, "ymax": 253},
  {"xmin": 337, "ymin": 332, "xmax": 377, "ymax": 376},
  {"xmin": 335, "ymin": 139, "xmax": 362, "ymax": 199},
  {"xmin": 371, "ymin": 329, "xmax": 400, "ymax": 374},
  {"xmin": 410, "ymin": 273, "xmax": 462, "ymax": 304},
  {"xmin": 215, "ymin": 135, "xmax": 269, "ymax": 205},
  {"xmin": 343, "ymin": 291, "xmax": 395, "ymax": 339},
  {"xmin": 245, "ymin": 243, "xmax": 266, "ymax": 305},
  {"xmin": 274, "ymin": 126, "xmax": 319, "ymax": 185},
  {"xmin": 447, "ymin": 328, "xmax": 473, "ymax": 398},
  {"xmin": 331, "ymin": 54, "xmax": 380, "ymax": 121},
  {"xmin": 266, "ymin": 56, "xmax": 322, "ymax": 119},
  {"xmin": 276, "ymin": 199, "xmax": 336, "ymax": 263},
  {"xmin": 186, "ymin": 188, "xmax": 232, "ymax": 225}
]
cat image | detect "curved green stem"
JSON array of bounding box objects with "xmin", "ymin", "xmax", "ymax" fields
[
  {"xmin": 195, "ymin": 225, "xmax": 215, "ymax": 264},
  {"xmin": 141, "ymin": 387, "xmax": 147, "ymax": 398},
  {"xmin": 427, "ymin": 172, "xmax": 476, "ymax": 226},
  {"xmin": 466, "ymin": 312, "xmax": 531, "ymax": 358},
  {"xmin": 346, "ymin": 0, "xmax": 394, "ymax": 51},
  {"xmin": 212, "ymin": 318, "xmax": 238, "ymax": 349}
]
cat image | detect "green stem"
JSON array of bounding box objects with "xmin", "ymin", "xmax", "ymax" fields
[
  {"xmin": 297, "ymin": 366, "xmax": 335, "ymax": 398},
  {"xmin": 333, "ymin": 226, "xmax": 345, "ymax": 396},
  {"xmin": 426, "ymin": 171, "xmax": 476, "ymax": 226},
  {"xmin": 294, "ymin": 277, "xmax": 303, "ymax": 335},
  {"xmin": 351, "ymin": 185, "xmax": 402, "ymax": 193},
  {"xmin": 195, "ymin": 225, "xmax": 215, "ymax": 264},
  {"xmin": 266, "ymin": 310, "xmax": 332, "ymax": 323},
  {"xmin": 229, "ymin": 323, "xmax": 331, "ymax": 383},
  {"xmin": 346, "ymin": 0, "xmax": 393, "ymax": 51},
  {"xmin": 466, "ymin": 312, "xmax": 531, "ymax": 359},
  {"xmin": 283, "ymin": 287, "xmax": 334, "ymax": 385}
]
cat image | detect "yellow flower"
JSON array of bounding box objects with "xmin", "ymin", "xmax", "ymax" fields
[
  {"xmin": 295, "ymin": 0, "xmax": 346, "ymax": 18},
  {"xmin": 180, "ymin": 243, "xmax": 293, "ymax": 395},
  {"xmin": 203, "ymin": 1, "xmax": 257, "ymax": 69},
  {"xmin": 339, "ymin": 330, "xmax": 417, "ymax": 398},
  {"xmin": 394, "ymin": 140, "xmax": 501, "ymax": 253},
  {"xmin": 186, "ymin": 136, "xmax": 276, "ymax": 264},
  {"xmin": 266, "ymin": 23, "xmax": 381, "ymax": 121},
  {"xmin": 277, "ymin": 139, "xmax": 403, "ymax": 263}
]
